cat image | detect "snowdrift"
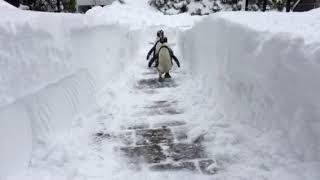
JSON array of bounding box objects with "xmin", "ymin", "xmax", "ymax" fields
[
  {"xmin": 0, "ymin": 102, "xmax": 31, "ymax": 177},
  {"xmin": 0, "ymin": 9, "xmax": 136, "ymax": 106},
  {"xmin": 181, "ymin": 14, "xmax": 320, "ymax": 162},
  {"xmin": 0, "ymin": 0, "xmax": 16, "ymax": 9},
  {"xmin": 0, "ymin": 70, "xmax": 95, "ymax": 177},
  {"xmin": 0, "ymin": 9, "xmax": 137, "ymax": 177}
]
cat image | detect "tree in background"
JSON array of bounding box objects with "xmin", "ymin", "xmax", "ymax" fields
[
  {"xmin": 20, "ymin": 0, "xmax": 76, "ymax": 12},
  {"xmin": 149, "ymin": 0, "xmax": 241, "ymax": 15},
  {"xmin": 271, "ymin": 0, "xmax": 285, "ymax": 11},
  {"xmin": 63, "ymin": 0, "xmax": 76, "ymax": 12},
  {"xmin": 149, "ymin": 0, "xmax": 289, "ymax": 14}
]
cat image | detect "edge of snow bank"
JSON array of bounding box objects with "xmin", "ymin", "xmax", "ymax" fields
[
  {"xmin": 22, "ymin": 69, "xmax": 96, "ymax": 144},
  {"xmin": 0, "ymin": 0, "xmax": 17, "ymax": 9},
  {"xmin": 0, "ymin": 9, "xmax": 138, "ymax": 177},
  {"xmin": 0, "ymin": 102, "xmax": 31, "ymax": 177},
  {"xmin": 181, "ymin": 15, "xmax": 320, "ymax": 161},
  {"xmin": 0, "ymin": 69, "xmax": 96, "ymax": 177}
]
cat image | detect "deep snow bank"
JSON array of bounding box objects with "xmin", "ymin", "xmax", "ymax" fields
[
  {"xmin": 0, "ymin": 70, "xmax": 95, "ymax": 178},
  {"xmin": 0, "ymin": 9, "xmax": 136, "ymax": 106},
  {"xmin": 0, "ymin": 8, "xmax": 138, "ymax": 177},
  {"xmin": 181, "ymin": 12, "xmax": 320, "ymax": 161},
  {"xmin": 85, "ymin": 0, "xmax": 202, "ymax": 29},
  {"xmin": 0, "ymin": 102, "xmax": 31, "ymax": 177},
  {"xmin": 0, "ymin": 0, "xmax": 16, "ymax": 9}
]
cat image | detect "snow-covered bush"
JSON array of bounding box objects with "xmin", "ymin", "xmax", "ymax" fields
[
  {"xmin": 149, "ymin": 0, "xmax": 285, "ymax": 15},
  {"xmin": 20, "ymin": 0, "xmax": 76, "ymax": 12},
  {"xmin": 148, "ymin": 0, "xmax": 241, "ymax": 15},
  {"xmin": 271, "ymin": 0, "xmax": 285, "ymax": 11}
]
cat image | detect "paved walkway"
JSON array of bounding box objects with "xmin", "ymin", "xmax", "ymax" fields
[{"xmin": 94, "ymin": 66, "xmax": 216, "ymax": 175}]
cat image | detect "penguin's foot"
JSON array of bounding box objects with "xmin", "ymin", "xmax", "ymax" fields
[
  {"xmin": 158, "ymin": 77, "xmax": 163, "ymax": 82},
  {"xmin": 164, "ymin": 73, "xmax": 171, "ymax": 79}
]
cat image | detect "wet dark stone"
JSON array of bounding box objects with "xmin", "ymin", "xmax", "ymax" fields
[
  {"xmin": 120, "ymin": 144, "xmax": 166, "ymax": 163},
  {"xmin": 142, "ymin": 71, "xmax": 158, "ymax": 75},
  {"xmin": 147, "ymin": 107, "xmax": 183, "ymax": 116},
  {"xmin": 192, "ymin": 133, "xmax": 206, "ymax": 144},
  {"xmin": 144, "ymin": 100, "xmax": 178, "ymax": 109},
  {"xmin": 153, "ymin": 121, "xmax": 186, "ymax": 128},
  {"xmin": 164, "ymin": 108, "xmax": 182, "ymax": 115},
  {"xmin": 136, "ymin": 127, "xmax": 174, "ymax": 145},
  {"xmin": 199, "ymin": 159, "xmax": 217, "ymax": 174},
  {"xmin": 94, "ymin": 132, "xmax": 111, "ymax": 143},
  {"xmin": 94, "ymin": 131, "xmax": 133, "ymax": 145},
  {"xmin": 168, "ymin": 143, "xmax": 207, "ymax": 161},
  {"xmin": 150, "ymin": 161, "xmax": 197, "ymax": 172},
  {"xmin": 136, "ymin": 78, "xmax": 177, "ymax": 89},
  {"xmin": 154, "ymin": 100, "xmax": 168, "ymax": 104},
  {"xmin": 172, "ymin": 128, "xmax": 188, "ymax": 141},
  {"xmin": 95, "ymin": 132, "xmax": 111, "ymax": 138},
  {"xmin": 127, "ymin": 123, "xmax": 150, "ymax": 130}
]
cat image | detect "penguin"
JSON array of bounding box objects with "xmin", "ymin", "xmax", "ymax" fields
[
  {"xmin": 146, "ymin": 30, "xmax": 164, "ymax": 61},
  {"xmin": 148, "ymin": 37, "xmax": 180, "ymax": 81}
]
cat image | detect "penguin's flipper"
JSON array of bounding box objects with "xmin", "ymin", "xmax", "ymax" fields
[
  {"xmin": 146, "ymin": 46, "xmax": 156, "ymax": 60},
  {"xmin": 172, "ymin": 55, "xmax": 180, "ymax": 68},
  {"xmin": 148, "ymin": 56, "xmax": 156, "ymax": 67}
]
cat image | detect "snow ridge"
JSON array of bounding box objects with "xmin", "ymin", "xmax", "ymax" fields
[
  {"xmin": 180, "ymin": 15, "xmax": 320, "ymax": 178},
  {"xmin": 1, "ymin": 2, "xmax": 320, "ymax": 179}
]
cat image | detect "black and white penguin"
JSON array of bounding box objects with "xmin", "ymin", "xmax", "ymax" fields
[
  {"xmin": 148, "ymin": 37, "xmax": 180, "ymax": 81},
  {"xmin": 146, "ymin": 30, "xmax": 164, "ymax": 61}
]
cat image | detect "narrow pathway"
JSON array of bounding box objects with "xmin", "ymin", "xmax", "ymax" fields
[
  {"xmin": 94, "ymin": 66, "xmax": 217, "ymax": 174},
  {"xmin": 26, "ymin": 32, "xmax": 278, "ymax": 180}
]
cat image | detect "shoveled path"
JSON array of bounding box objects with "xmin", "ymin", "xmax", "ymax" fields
[{"xmin": 94, "ymin": 65, "xmax": 217, "ymax": 175}]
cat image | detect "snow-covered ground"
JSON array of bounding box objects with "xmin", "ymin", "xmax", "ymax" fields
[
  {"xmin": 85, "ymin": 0, "xmax": 202, "ymax": 28},
  {"xmin": 0, "ymin": 0, "xmax": 16, "ymax": 9},
  {"xmin": 180, "ymin": 12, "xmax": 320, "ymax": 179},
  {"xmin": 1, "ymin": 0, "xmax": 320, "ymax": 179}
]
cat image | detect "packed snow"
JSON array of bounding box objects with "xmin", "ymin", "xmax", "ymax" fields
[
  {"xmin": 0, "ymin": 1, "xmax": 320, "ymax": 179},
  {"xmin": 85, "ymin": 0, "xmax": 202, "ymax": 28},
  {"xmin": 180, "ymin": 13, "xmax": 320, "ymax": 179},
  {"xmin": 0, "ymin": 0, "xmax": 16, "ymax": 9}
]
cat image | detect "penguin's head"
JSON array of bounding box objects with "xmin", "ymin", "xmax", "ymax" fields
[
  {"xmin": 160, "ymin": 36, "xmax": 167, "ymax": 44},
  {"xmin": 157, "ymin": 30, "xmax": 164, "ymax": 38}
]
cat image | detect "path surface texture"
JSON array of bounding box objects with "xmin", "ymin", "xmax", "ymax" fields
[
  {"xmin": 25, "ymin": 27, "xmax": 319, "ymax": 180},
  {"xmin": 2, "ymin": 1, "xmax": 320, "ymax": 179},
  {"xmin": 91, "ymin": 34, "xmax": 223, "ymax": 177}
]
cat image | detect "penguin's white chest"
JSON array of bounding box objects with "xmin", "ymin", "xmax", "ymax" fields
[{"xmin": 157, "ymin": 48, "xmax": 172, "ymax": 73}]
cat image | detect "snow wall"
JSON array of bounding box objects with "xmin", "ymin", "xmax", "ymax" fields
[
  {"xmin": 181, "ymin": 16, "xmax": 320, "ymax": 162},
  {"xmin": 0, "ymin": 9, "xmax": 138, "ymax": 177}
]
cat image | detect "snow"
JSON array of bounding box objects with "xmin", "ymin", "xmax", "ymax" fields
[
  {"xmin": 0, "ymin": 1, "xmax": 320, "ymax": 180},
  {"xmin": 180, "ymin": 12, "xmax": 320, "ymax": 178},
  {"xmin": 0, "ymin": 7, "xmax": 137, "ymax": 178},
  {"xmin": 0, "ymin": 8, "xmax": 137, "ymax": 107},
  {"xmin": 0, "ymin": 102, "xmax": 31, "ymax": 178},
  {"xmin": 0, "ymin": 0, "xmax": 16, "ymax": 9},
  {"xmin": 86, "ymin": 0, "xmax": 202, "ymax": 29},
  {"xmin": 218, "ymin": 11, "xmax": 320, "ymax": 44}
]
